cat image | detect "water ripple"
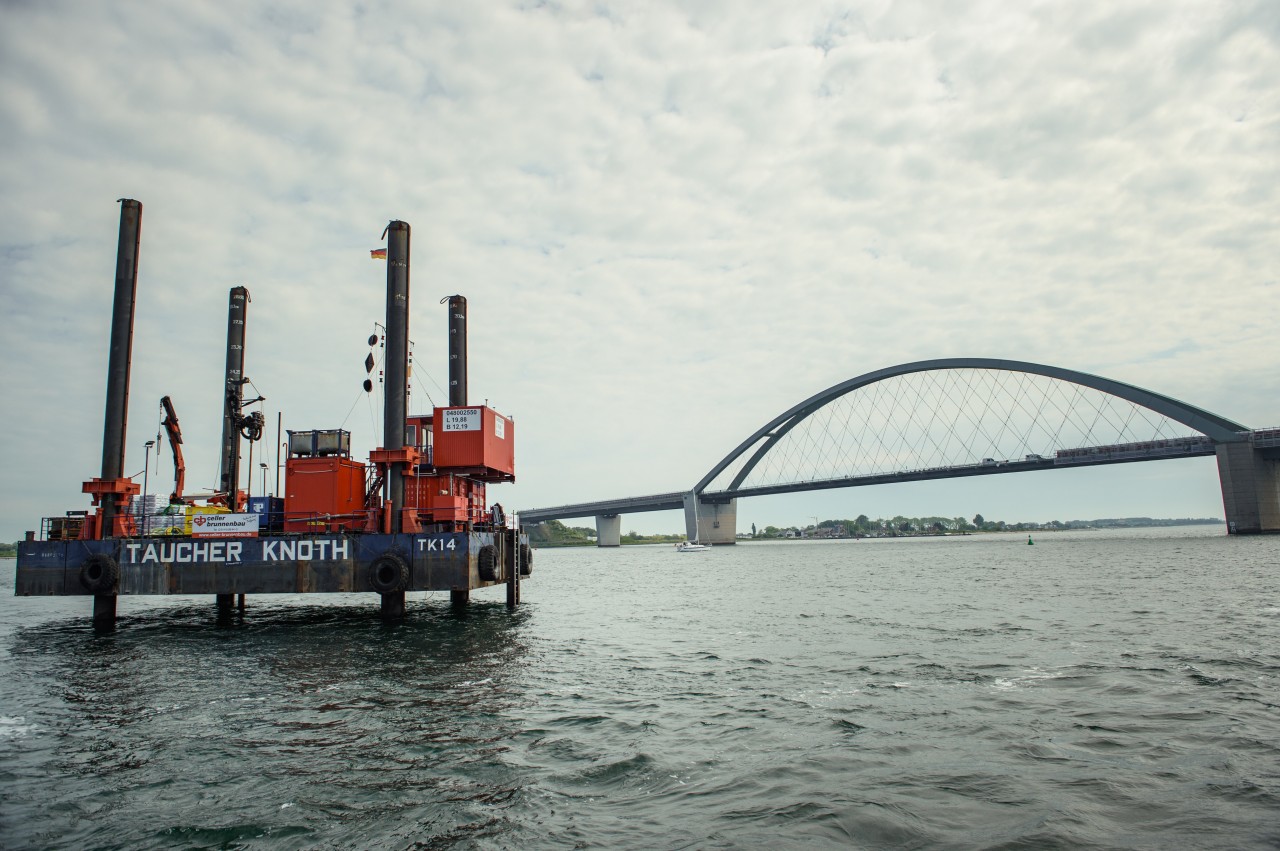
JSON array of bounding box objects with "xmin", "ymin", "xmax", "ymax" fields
[{"xmin": 3, "ymin": 529, "xmax": 1280, "ymax": 848}]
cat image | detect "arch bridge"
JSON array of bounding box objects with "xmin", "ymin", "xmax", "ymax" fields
[{"xmin": 520, "ymin": 359, "xmax": 1280, "ymax": 543}]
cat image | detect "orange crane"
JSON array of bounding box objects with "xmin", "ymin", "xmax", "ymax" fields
[{"xmin": 160, "ymin": 396, "xmax": 186, "ymax": 504}]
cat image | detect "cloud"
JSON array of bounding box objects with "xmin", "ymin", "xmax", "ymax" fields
[{"xmin": 1, "ymin": 0, "xmax": 1276, "ymax": 537}]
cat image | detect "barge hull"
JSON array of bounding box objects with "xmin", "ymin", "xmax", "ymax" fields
[{"xmin": 15, "ymin": 532, "xmax": 520, "ymax": 596}]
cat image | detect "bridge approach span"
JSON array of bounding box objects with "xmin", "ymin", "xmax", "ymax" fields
[{"xmin": 520, "ymin": 492, "xmax": 686, "ymax": 525}]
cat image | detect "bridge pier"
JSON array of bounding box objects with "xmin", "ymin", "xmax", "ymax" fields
[
  {"xmin": 596, "ymin": 513, "xmax": 621, "ymax": 547},
  {"xmin": 683, "ymin": 493, "xmax": 737, "ymax": 545},
  {"xmin": 1217, "ymin": 441, "xmax": 1280, "ymax": 534}
]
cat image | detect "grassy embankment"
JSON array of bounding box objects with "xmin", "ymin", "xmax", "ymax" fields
[{"xmin": 526, "ymin": 520, "xmax": 683, "ymax": 547}]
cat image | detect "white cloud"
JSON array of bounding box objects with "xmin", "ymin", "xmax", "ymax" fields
[{"xmin": 1, "ymin": 0, "xmax": 1276, "ymax": 538}]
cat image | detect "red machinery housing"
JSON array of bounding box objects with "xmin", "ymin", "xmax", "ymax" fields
[
  {"xmin": 283, "ymin": 406, "xmax": 515, "ymax": 535},
  {"xmin": 430, "ymin": 406, "xmax": 515, "ymax": 482},
  {"xmin": 283, "ymin": 429, "xmax": 366, "ymax": 533}
]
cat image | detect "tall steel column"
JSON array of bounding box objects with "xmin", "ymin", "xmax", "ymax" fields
[
  {"xmin": 89, "ymin": 199, "xmax": 143, "ymax": 629},
  {"xmin": 381, "ymin": 222, "xmax": 411, "ymax": 620},
  {"xmin": 383, "ymin": 222, "xmax": 411, "ymax": 533},
  {"xmin": 447, "ymin": 295, "xmax": 467, "ymax": 406},
  {"xmin": 99, "ymin": 199, "xmax": 143, "ymax": 535},
  {"xmin": 215, "ymin": 287, "xmax": 248, "ymax": 616},
  {"xmin": 218, "ymin": 287, "xmax": 249, "ymax": 508},
  {"xmin": 446, "ymin": 295, "xmax": 470, "ymax": 607}
]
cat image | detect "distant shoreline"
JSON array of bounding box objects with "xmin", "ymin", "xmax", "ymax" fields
[
  {"xmin": 2, "ymin": 519, "xmax": 1225, "ymax": 555},
  {"xmin": 525, "ymin": 517, "xmax": 1225, "ymax": 547}
]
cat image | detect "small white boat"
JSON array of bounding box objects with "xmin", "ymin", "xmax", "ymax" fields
[{"xmin": 675, "ymin": 541, "xmax": 710, "ymax": 552}]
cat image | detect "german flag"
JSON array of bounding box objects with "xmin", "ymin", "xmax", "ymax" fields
[{"xmin": 370, "ymin": 248, "xmax": 387, "ymax": 260}]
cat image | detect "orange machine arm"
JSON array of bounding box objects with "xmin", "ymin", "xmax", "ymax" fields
[{"xmin": 160, "ymin": 395, "xmax": 186, "ymax": 503}]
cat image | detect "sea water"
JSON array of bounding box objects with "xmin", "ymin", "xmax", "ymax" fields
[{"xmin": 1, "ymin": 526, "xmax": 1278, "ymax": 849}]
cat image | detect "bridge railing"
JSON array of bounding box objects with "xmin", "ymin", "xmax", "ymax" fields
[
  {"xmin": 1053, "ymin": 436, "xmax": 1217, "ymax": 466},
  {"xmin": 1251, "ymin": 427, "xmax": 1280, "ymax": 449}
]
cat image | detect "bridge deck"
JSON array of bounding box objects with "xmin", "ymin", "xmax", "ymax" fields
[{"xmin": 519, "ymin": 438, "xmax": 1223, "ymax": 522}]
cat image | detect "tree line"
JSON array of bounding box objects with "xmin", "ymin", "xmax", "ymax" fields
[
  {"xmin": 754, "ymin": 514, "xmax": 1219, "ymax": 538},
  {"xmin": 759, "ymin": 514, "xmax": 1025, "ymax": 537},
  {"xmin": 524, "ymin": 520, "xmax": 683, "ymax": 547}
]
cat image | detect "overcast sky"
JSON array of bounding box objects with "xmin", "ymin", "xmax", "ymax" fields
[{"xmin": 2, "ymin": 0, "xmax": 1277, "ymax": 541}]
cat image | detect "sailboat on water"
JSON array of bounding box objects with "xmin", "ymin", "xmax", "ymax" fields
[
  {"xmin": 675, "ymin": 540, "xmax": 710, "ymax": 552},
  {"xmin": 676, "ymin": 495, "xmax": 711, "ymax": 552}
]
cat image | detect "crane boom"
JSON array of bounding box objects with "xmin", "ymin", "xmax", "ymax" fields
[{"xmin": 160, "ymin": 395, "xmax": 186, "ymax": 503}]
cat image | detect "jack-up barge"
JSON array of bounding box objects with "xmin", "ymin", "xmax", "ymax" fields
[{"xmin": 15, "ymin": 200, "xmax": 530, "ymax": 626}]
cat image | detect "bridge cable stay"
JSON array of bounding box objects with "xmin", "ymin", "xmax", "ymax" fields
[{"xmin": 698, "ymin": 361, "xmax": 1245, "ymax": 498}]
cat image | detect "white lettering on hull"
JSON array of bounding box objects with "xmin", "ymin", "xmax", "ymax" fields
[
  {"xmin": 124, "ymin": 538, "xmax": 352, "ymax": 564},
  {"xmin": 417, "ymin": 538, "xmax": 458, "ymax": 553}
]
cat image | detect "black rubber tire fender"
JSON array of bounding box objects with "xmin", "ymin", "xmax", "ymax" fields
[
  {"xmin": 80, "ymin": 553, "xmax": 120, "ymax": 594},
  {"xmin": 478, "ymin": 545, "xmax": 499, "ymax": 582},
  {"xmin": 368, "ymin": 552, "xmax": 410, "ymax": 594},
  {"xmin": 519, "ymin": 543, "xmax": 533, "ymax": 576}
]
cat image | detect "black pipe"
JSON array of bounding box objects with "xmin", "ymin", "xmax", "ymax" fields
[
  {"xmin": 93, "ymin": 595, "xmax": 117, "ymax": 630},
  {"xmin": 384, "ymin": 222, "xmax": 411, "ymax": 533},
  {"xmin": 275, "ymin": 410, "xmax": 282, "ymax": 497},
  {"xmin": 447, "ymin": 295, "xmax": 467, "ymax": 407},
  {"xmin": 99, "ymin": 199, "xmax": 142, "ymax": 534},
  {"xmin": 218, "ymin": 287, "xmax": 249, "ymax": 507},
  {"xmin": 447, "ymin": 294, "xmax": 470, "ymax": 608}
]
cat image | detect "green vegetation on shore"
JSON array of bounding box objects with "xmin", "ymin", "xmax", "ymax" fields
[
  {"xmin": 525, "ymin": 520, "xmax": 683, "ymax": 547},
  {"xmin": 525, "ymin": 515, "xmax": 1221, "ymax": 546},
  {"xmin": 1, "ymin": 542, "xmax": 17, "ymax": 558},
  {"xmin": 754, "ymin": 514, "xmax": 1222, "ymax": 539}
]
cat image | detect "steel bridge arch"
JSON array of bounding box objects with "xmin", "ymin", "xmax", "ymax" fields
[{"xmin": 694, "ymin": 358, "xmax": 1249, "ymax": 495}]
